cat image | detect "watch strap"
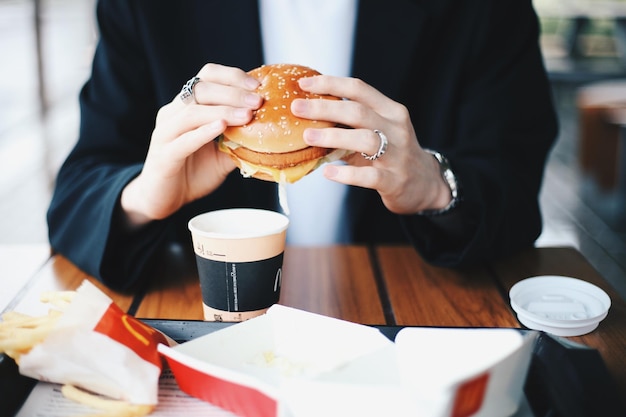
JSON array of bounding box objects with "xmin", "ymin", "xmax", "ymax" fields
[{"xmin": 419, "ymin": 149, "xmax": 460, "ymax": 216}]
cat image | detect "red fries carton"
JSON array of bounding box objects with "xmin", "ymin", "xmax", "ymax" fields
[{"xmin": 18, "ymin": 281, "xmax": 174, "ymax": 405}]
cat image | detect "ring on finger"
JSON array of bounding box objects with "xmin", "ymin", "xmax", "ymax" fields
[
  {"xmin": 179, "ymin": 76, "xmax": 200, "ymax": 104},
  {"xmin": 361, "ymin": 129, "xmax": 388, "ymax": 161}
]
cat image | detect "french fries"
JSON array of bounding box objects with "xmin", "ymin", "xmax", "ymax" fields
[
  {"xmin": 0, "ymin": 292, "xmax": 69, "ymax": 362},
  {"xmin": 61, "ymin": 385, "xmax": 154, "ymax": 417},
  {"xmin": 40, "ymin": 290, "xmax": 75, "ymax": 309},
  {"xmin": 1, "ymin": 289, "xmax": 155, "ymax": 416}
]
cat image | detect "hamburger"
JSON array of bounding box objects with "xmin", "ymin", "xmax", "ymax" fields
[{"xmin": 219, "ymin": 63, "xmax": 351, "ymax": 183}]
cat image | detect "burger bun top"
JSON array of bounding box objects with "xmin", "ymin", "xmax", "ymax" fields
[{"xmin": 223, "ymin": 63, "xmax": 339, "ymax": 154}]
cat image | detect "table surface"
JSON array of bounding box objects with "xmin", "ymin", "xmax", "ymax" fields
[{"xmin": 3, "ymin": 244, "xmax": 626, "ymax": 413}]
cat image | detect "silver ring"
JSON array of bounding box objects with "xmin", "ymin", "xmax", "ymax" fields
[
  {"xmin": 179, "ymin": 76, "xmax": 200, "ymax": 104},
  {"xmin": 361, "ymin": 129, "xmax": 388, "ymax": 161}
]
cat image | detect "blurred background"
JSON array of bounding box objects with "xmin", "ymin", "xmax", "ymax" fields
[
  {"xmin": 0, "ymin": 0, "xmax": 95, "ymax": 242},
  {"xmin": 0, "ymin": 0, "xmax": 625, "ymax": 298}
]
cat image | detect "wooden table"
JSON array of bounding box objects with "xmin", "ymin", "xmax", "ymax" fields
[{"xmin": 3, "ymin": 244, "xmax": 626, "ymax": 415}]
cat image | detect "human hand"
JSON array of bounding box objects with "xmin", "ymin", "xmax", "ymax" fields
[
  {"xmin": 121, "ymin": 64, "xmax": 263, "ymax": 227},
  {"xmin": 290, "ymin": 75, "xmax": 453, "ymax": 215}
]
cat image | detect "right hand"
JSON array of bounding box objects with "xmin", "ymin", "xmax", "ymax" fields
[{"xmin": 120, "ymin": 63, "xmax": 263, "ymax": 227}]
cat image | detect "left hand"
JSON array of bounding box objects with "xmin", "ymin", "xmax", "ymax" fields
[{"xmin": 291, "ymin": 75, "xmax": 452, "ymax": 214}]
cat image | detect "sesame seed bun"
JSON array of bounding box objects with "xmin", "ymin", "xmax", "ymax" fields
[{"xmin": 219, "ymin": 63, "xmax": 347, "ymax": 183}]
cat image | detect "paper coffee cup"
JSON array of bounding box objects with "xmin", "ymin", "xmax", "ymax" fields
[{"xmin": 188, "ymin": 208, "xmax": 289, "ymax": 322}]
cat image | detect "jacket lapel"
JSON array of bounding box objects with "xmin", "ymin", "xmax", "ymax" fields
[
  {"xmin": 347, "ymin": 1, "xmax": 427, "ymax": 233},
  {"xmin": 198, "ymin": 0, "xmax": 427, "ymax": 91},
  {"xmin": 191, "ymin": 0, "xmax": 264, "ymax": 71},
  {"xmin": 352, "ymin": 0, "xmax": 426, "ymax": 100}
]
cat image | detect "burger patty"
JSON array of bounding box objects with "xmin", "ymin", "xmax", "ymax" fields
[{"xmin": 228, "ymin": 142, "xmax": 332, "ymax": 168}]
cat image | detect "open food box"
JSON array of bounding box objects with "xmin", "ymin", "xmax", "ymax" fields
[{"xmin": 158, "ymin": 305, "xmax": 537, "ymax": 417}]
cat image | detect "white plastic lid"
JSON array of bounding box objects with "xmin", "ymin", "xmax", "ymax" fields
[{"xmin": 509, "ymin": 276, "xmax": 611, "ymax": 337}]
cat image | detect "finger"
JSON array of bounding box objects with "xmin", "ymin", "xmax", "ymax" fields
[
  {"xmin": 323, "ymin": 164, "xmax": 389, "ymax": 190},
  {"xmin": 159, "ymin": 105, "xmax": 253, "ymax": 141},
  {"xmin": 291, "ymin": 97, "xmax": 384, "ymax": 131},
  {"xmin": 194, "ymin": 81, "xmax": 263, "ymax": 108},
  {"xmin": 175, "ymin": 64, "xmax": 262, "ymax": 109},
  {"xmin": 304, "ymin": 127, "xmax": 386, "ymax": 158},
  {"xmin": 323, "ymin": 163, "xmax": 410, "ymax": 214},
  {"xmin": 298, "ymin": 75, "xmax": 403, "ymax": 118},
  {"xmin": 167, "ymin": 119, "xmax": 227, "ymax": 161},
  {"xmin": 196, "ymin": 63, "xmax": 260, "ymax": 90}
]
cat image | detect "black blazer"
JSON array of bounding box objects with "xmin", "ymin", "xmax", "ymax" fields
[{"xmin": 48, "ymin": 0, "xmax": 558, "ymax": 291}]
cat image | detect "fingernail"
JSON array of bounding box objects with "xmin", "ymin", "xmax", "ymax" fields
[
  {"xmin": 245, "ymin": 77, "xmax": 260, "ymax": 90},
  {"xmin": 304, "ymin": 129, "xmax": 321, "ymax": 145},
  {"xmin": 234, "ymin": 108, "xmax": 251, "ymax": 119},
  {"xmin": 298, "ymin": 77, "xmax": 313, "ymax": 89},
  {"xmin": 204, "ymin": 119, "xmax": 225, "ymax": 134},
  {"xmin": 245, "ymin": 93, "xmax": 262, "ymax": 107},
  {"xmin": 209, "ymin": 119, "xmax": 222, "ymax": 129},
  {"xmin": 324, "ymin": 164, "xmax": 338, "ymax": 178},
  {"xmin": 291, "ymin": 99, "xmax": 307, "ymax": 115}
]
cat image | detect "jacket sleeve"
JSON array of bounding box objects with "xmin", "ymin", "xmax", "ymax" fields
[
  {"xmin": 47, "ymin": 0, "xmax": 274, "ymax": 291},
  {"xmin": 400, "ymin": 1, "xmax": 558, "ymax": 267},
  {"xmin": 47, "ymin": 0, "xmax": 169, "ymax": 291}
]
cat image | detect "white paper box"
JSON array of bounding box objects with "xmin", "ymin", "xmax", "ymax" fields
[
  {"xmin": 283, "ymin": 328, "xmax": 537, "ymax": 417},
  {"xmin": 159, "ymin": 306, "xmax": 537, "ymax": 417},
  {"xmin": 394, "ymin": 328, "xmax": 538, "ymax": 417},
  {"xmin": 158, "ymin": 305, "xmax": 393, "ymax": 417}
]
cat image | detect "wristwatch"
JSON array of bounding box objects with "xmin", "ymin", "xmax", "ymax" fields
[{"xmin": 420, "ymin": 149, "xmax": 460, "ymax": 215}]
